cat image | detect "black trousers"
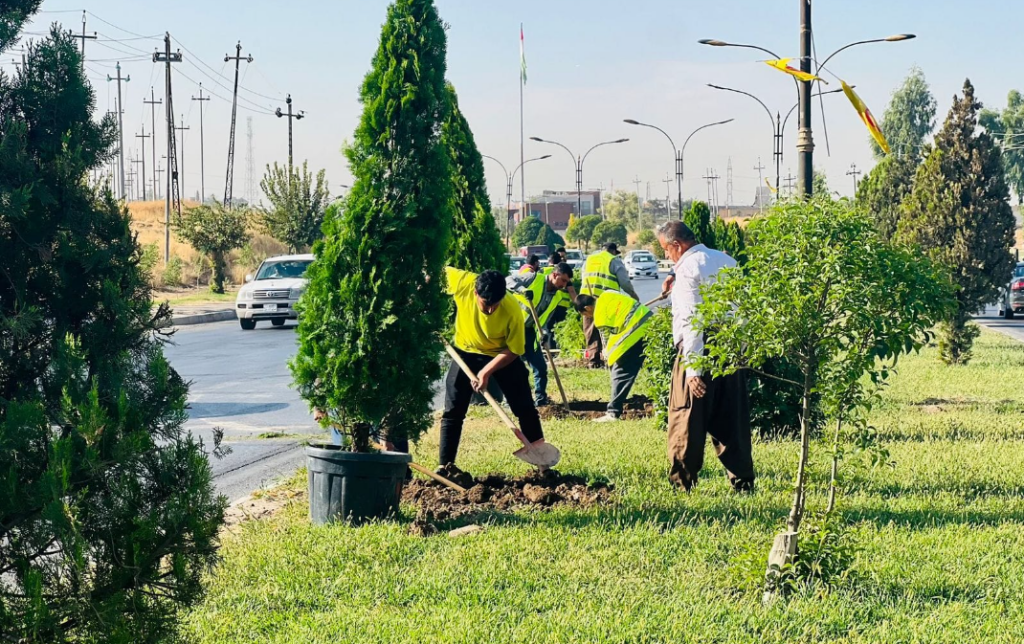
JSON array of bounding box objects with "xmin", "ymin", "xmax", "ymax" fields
[{"xmin": 440, "ymin": 348, "xmax": 544, "ymax": 466}]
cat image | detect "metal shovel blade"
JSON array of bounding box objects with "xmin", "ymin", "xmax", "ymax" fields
[{"xmin": 513, "ymin": 441, "xmax": 561, "ymax": 468}]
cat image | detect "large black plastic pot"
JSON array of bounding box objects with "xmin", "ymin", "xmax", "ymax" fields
[{"xmin": 305, "ymin": 444, "xmax": 411, "ymax": 524}]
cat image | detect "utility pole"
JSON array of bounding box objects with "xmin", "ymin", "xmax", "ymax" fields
[
  {"xmin": 783, "ymin": 170, "xmax": 796, "ymax": 197},
  {"xmin": 726, "ymin": 157, "xmax": 734, "ymax": 216},
  {"xmin": 710, "ymin": 169, "xmax": 721, "ymax": 218},
  {"xmin": 797, "ymin": 0, "xmax": 814, "ymax": 196},
  {"xmin": 663, "ymin": 175, "xmax": 673, "ymax": 221},
  {"xmin": 224, "ymin": 42, "xmax": 253, "ymax": 208},
  {"xmin": 245, "ymin": 117, "xmax": 256, "ymax": 204},
  {"xmin": 846, "ymin": 162, "xmax": 861, "ymax": 194},
  {"xmin": 703, "ymin": 169, "xmax": 713, "ymax": 212},
  {"xmin": 154, "ymin": 162, "xmax": 164, "ymax": 200},
  {"xmin": 70, "ymin": 10, "xmax": 96, "ymax": 69},
  {"xmin": 754, "ymin": 158, "xmax": 766, "ymax": 213},
  {"xmin": 131, "ymin": 156, "xmax": 145, "ymax": 201},
  {"xmin": 135, "ymin": 126, "xmax": 150, "ymax": 200},
  {"xmin": 143, "ymin": 88, "xmax": 162, "ymax": 201},
  {"xmin": 126, "ymin": 160, "xmax": 138, "ymax": 202},
  {"xmin": 153, "ymin": 33, "xmax": 182, "ymax": 264},
  {"xmin": 632, "ymin": 176, "xmax": 643, "ymax": 232},
  {"xmin": 175, "ymin": 114, "xmax": 190, "ymax": 201},
  {"xmin": 106, "ymin": 63, "xmax": 130, "ymax": 200},
  {"xmin": 275, "ymin": 94, "xmax": 305, "ymax": 175},
  {"xmin": 191, "ymin": 84, "xmax": 210, "ymax": 203}
]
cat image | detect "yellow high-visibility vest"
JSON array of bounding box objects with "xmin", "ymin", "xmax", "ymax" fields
[
  {"xmin": 543, "ymin": 266, "xmax": 571, "ymax": 308},
  {"xmin": 581, "ymin": 251, "xmax": 619, "ymax": 296},
  {"xmin": 594, "ymin": 291, "xmax": 652, "ymax": 365},
  {"xmin": 514, "ymin": 273, "xmax": 569, "ymax": 330}
]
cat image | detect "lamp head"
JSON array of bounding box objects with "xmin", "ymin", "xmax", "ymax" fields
[
  {"xmin": 885, "ymin": 33, "xmax": 916, "ymax": 42},
  {"xmin": 623, "ymin": 119, "xmax": 640, "ymax": 125},
  {"xmin": 698, "ymin": 39, "xmax": 728, "ymax": 47},
  {"xmin": 539, "ymin": 154, "xmax": 552, "ymax": 160},
  {"xmin": 529, "ymin": 136, "xmax": 544, "ymax": 142},
  {"xmin": 614, "ymin": 138, "xmax": 629, "ymax": 144}
]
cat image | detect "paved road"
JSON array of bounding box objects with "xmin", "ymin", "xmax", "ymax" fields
[
  {"xmin": 164, "ymin": 276, "xmax": 669, "ymax": 502},
  {"xmin": 976, "ymin": 305, "xmax": 1024, "ymax": 342}
]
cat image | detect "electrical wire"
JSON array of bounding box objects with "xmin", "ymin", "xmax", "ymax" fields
[
  {"xmin": 85, "ymin": 11, "xmax": 153, "ymax": 40},
  {"xmin": 175, "ymin": 39, "xmax": 283, "ymax": 102},
  {"xmin": 179, "ymin": 56, "xmax": 275, "ymax": 113},
  {"xmin": 172, "ymin": 66, "xmax": 274, "ymax": 116}
]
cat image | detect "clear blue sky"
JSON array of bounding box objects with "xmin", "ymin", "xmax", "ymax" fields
[{"xmin": 15, "ymin": 0, "xmax": 1021, "ymax": 206}]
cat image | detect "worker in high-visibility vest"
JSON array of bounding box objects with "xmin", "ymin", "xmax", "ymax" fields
[
  {"xmin": 580, "ymin": 243, "xmax": 639, "ymax": 368},
  {"xmin": 517, "ymin": 254, "xmax": 541, "ymax": 275},
  {"xmin": 574, "ymin": 291, "xmax": 652, "ymax": 422},
  {"xmin": 506, "ymin": 263, "xmax": 574, "ymax": 406}
]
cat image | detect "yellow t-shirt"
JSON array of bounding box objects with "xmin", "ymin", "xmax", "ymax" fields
[{"xmin": 446, "ymin": 267, "xmax": 526, "ymax": 356}]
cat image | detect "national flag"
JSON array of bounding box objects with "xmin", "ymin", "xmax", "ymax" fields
[
  {"xmin": 841, "ymin": 80, "xmax": 890, "ymax": 155},
  {"xmin": 520, "ymin": 24, "xmax": 527, "ymax": 84},
  {"xmin": 764, "ymin": 58, "xmax": 827, "ymax": 84}
]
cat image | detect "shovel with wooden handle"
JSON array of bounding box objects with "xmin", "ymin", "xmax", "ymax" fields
[
  {"xmin": 643, "ymin": 292, "xmax": 671, "ymax": 308},
  {"xmin": 442, "ymin": 340, "xmax": 561, "ymax": 468},
  {"xmin": 524, "ymin": 299, "xmax": 569, "ymax": 408},
  {"xmin": 370, "ymin": 440, "xmax": 467, "ymax": 493}
]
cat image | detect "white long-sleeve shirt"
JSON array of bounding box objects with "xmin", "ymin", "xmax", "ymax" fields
[{"xmin": 671, "ymin": 244, "xmax": 736, "ymax": 378}]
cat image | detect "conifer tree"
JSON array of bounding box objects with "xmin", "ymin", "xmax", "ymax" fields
[
  {"xmin": 291, "ymin": 0, "xmax": 454, "ymax": 450},
  {"xmin": 443, "ymin": 84, "xmax": 505, "ymax": 272},
  {"xmin": 900, "ymin": 80, "xmax": 1016, "ymax": 364},
  {"xmin": 1, "ymin": 20, "xmax": 222, "ymax": 642}
]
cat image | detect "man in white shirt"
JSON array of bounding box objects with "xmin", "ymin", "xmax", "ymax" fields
[{"xmin": 657, "ymin": 221, "xmax": 755, "ymax": 492}]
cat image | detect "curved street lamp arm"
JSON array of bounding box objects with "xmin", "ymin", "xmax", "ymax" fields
[
  {"xmin": 511, "ymin": 155, "xmax": 550, "ymax": 183},
  {"xmin": 682, "ymin": 119, "xmax": 732, "ymax": 153},
  {"xmin": 481, "ymin": 154, "xmax": 509, "ymax": 183},
  {"xmin": 531, "ymin": 137, "xmax": 577, "ymax": 170},
  {"xmin": 780, "ymin": 87, "xmax": 849, "ymax": 141},
  {"xmin": 627, "ymin": 121, "xmax": 677, "ymax": 157},
  {"xmin": 580, "ymin": 139, "xmax": 628, "ymax": 170},
  {"xmin": 816, "ymin": 38, "xmax": 887, "ymax": 75},
  {"xmin": 707, "ymin": 84, "xmax": 776, "ymax": 134}
]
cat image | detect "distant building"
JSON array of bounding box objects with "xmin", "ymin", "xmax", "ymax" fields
[{"xmin": 509, "ymin": 190, "xmax": 602, "ymax": 233}]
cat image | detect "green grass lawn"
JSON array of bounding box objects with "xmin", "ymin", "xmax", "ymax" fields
[
  {"xmin": 155, "ymin": 287, "xmax": 239, "ymax": 307},
  {"xmin": 179, "ymin": 330, "xmax": 1024, "ymax": 643}
]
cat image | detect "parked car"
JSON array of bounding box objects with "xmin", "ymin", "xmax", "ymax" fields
[
  {"xmin": 1000, "ymin": 261, "xmax": 1024, "ymax": 319},
  {"xmin": 235, "ymin": 254, "xmax": 314, "ymax": 330},
  {"xmin": 624, "ymin": 250, "xmax": 659, "ymax": 279},
  {"xmin": 508, "ymin": 255, "xmax": 526, "ymax": 274},
  {"xmin": 562, "ymin": 249, "xmax": 584, "ymax": 271}
]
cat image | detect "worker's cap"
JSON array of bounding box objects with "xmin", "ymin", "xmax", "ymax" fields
[{"xmin": 603, "ymin": 242, "xmax": 621, "ymax": 255}]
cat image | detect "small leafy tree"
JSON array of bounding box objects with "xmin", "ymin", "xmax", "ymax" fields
[
  {"xmin": 174, "ymin": 200, "xmax": 249, "ymax": 293},
  {"xmin": 534, "ymin": 222, "xmax": 565, "ymax": 252},
  {"xmin": 258, "ymin": 160, "xmax": 330, "ymax": 252},
  {"xmin": 636, "ymin": 228, "xmax": 663, "ymax": 257},
  {"xmin": 691, "ymin": 197, "xmax": 951, "ymax": 592},
  {"xmin": 1, "ymin": 19, "xmax": 223, "ymax": 642},
  {"xmin": 900, "ymin": 79, "xmax": 1016, "ymax": 365},
  {"xmin": 683, "ymin": 201, "xmax": 715, "ymax": 247},
  {"xmin": 290, "ymin": 0, "xmax": 453, "ymax": 452},
  {"xmin": 443, "ymin": 83, "xmax": 506, "ymax": 272},
  {"xmin": 566, "ymin": 214, "xmax": 601, "ymax": 252},
  {"xmin": 601, "ymin": 190, "xmax": 640, "ymax": 223},
  {"xmin": 512, "ymin": 216, "xmax": 544, "ymax": 249},
  {"xmin": 855, "ymin": 152, "xmax": 920, "ymax": 241},
  {"xmin": 874, "ymin": 66, "xmax": 937, "ymax": 160},
  {"xmin": 591, "ymin": 219, "xmax": 627, "ymax": 247}
]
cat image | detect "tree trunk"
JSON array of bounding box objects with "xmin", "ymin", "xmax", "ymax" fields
[
  {"xmin": 351, "ymin": 422, "xmax": 372, "ymax": 453},
  {"xmin": 786, "ymin": 370, "xmax": 814, "ymax": 534},
  {"xmin": 210, "ymin": 251, "xmax": 225, "ymax": 294},
  {"xmin": 825, "ymin": 417, "xmax": 843, "ymax": 515}
]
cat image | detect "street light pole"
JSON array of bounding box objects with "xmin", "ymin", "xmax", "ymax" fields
[
  {"xmin": 797, "ymin": 0, "xmax": 814, "ymax": 197},
  {"xmin": 531, "ymin": 136, "xmax": 628, "ymax": 220},
  {"xmin": 485, "ymin": 154, "xmax": 551, "ymax": 249}
]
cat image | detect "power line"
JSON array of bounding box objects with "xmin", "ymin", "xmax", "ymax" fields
[
  {"xmin": 176, "ymin": 39, "xmax": 282, "ymax": 102},
  {"xmin": 86, "ymin": 11, "xmax": 153, "ymax": 40},
  {"xmin": 172, "ymin": 66, "xmax": 273, "ymax": 116}
]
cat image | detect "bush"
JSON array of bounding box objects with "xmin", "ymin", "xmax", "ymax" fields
[
  {"xmin": 162, "ymin": 255, "xmax": 184, "ymax": 287},
  {"xmin": 641, "ymin": 308, "xmax": 675, "ymax": 431},
  {"xmin": 636, "ymin": 228, "xmax": 662, "ymax": 257},
  {"xmin": 553, "ymin": 309, "xmax": 585, "ymax": 361},
  {"xmin": 173, "ymin": 200, "xmax": 249, "ymax": 293},
  {"xmin": 534, "ymin": 223, "xmax": 565, "ymax": 253},
  {"xmin": 512, "ymin": 217, "xmax": 544, "ymax": 249},
  {"xmin": 140, "ymin": 242, "xmax": 160, "ymax": 282}
]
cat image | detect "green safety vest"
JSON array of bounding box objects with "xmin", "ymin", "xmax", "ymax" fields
[
  {"xmin": 594, "ymin": 291, "xmax": 652, "ymax": 365},
  {"xmin": 581, "ymin": 251, "xmax": 619, "ymax": 296},
  {"xmin": 514, "ymin": 273, "xmax": 569, "ymax": 331}
]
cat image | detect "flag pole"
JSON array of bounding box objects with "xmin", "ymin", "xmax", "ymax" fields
[{"xmin": 519, "ymin": 23, "xmax": 526, "ymax": 228}]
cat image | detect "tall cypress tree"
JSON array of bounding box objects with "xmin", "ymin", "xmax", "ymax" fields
[
  {"xmin": 0, "ymin": 21, "xmax": 222, "ymax": 643},
  {"xmin": 900, "ymin": 79, "xmax": 1016, "ymax": 364},
  {"xmin": 856, "ymin": 152, "xmax": 920, "ymax": 241},
  {"xmin": 443, "ymin": 83, "xmax": 506, "ymax": 272},
  {"xmin": 291, "ymin": 0, "xmax": 454, "ymax": 450}
]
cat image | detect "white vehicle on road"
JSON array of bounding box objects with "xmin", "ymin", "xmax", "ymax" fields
[
  {"xmin": 562, "ymin": 248, "xmax": 584, "ymax": 271},
  {"xmin": 235, "ymin": 254, "xmax": 314, "ymax": 330},
  {"xmin": 624, "ymin": 249, "xmax": 659, "ymax": 279}
]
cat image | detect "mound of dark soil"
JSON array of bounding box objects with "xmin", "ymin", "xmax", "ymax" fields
[
  {"xmin": 403, "ymin": 469, "xmax": 613, "ymax": 536},
  {"xmin": 537, "ymin": 396, "xmax": 654, "ymax": 420}
]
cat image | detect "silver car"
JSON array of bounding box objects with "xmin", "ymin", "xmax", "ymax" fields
[
  {"xmin": 1000, "ymin": 262, "xmax": 1024, "ymax": 320},
  {"xmin": 562, "ymin": 249, "xmax": 585, "ymax": 272},
  {"xmin": 235, "ymin": 254, "xmax": 314, "ymax": 330},
  {"xmin": 624, "ymin": 250, "xmax": 659, "ymax": 279}
]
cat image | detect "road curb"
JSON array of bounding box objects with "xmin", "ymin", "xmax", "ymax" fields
[{"xmin": 168, "ymin": 310, "xmax": 236, "ymax": 327}]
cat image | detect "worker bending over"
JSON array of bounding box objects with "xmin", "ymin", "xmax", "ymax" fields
[
  {"xmin": 440, "ymin": 267, "xmax": 548, "ymax": 479},
  {"xmin": 574, "ymin": 291, "xmax": 652, "ymax": 422},
  {"xmin": 506, "ymin": 262, "xmax": 575, "ymax": 406},
  {"xmin": 580, "ymin": 242, "xmax": 639, "ymax": 368}
]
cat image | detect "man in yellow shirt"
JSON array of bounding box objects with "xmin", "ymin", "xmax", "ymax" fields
[{"xmin": 441, "ymin": 266, "xmax": 548, "ymax": 477}]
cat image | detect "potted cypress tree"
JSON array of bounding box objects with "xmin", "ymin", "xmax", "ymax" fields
[{"xmin": 290, "ymin": 0, "xmax": 454, "ymax": 524}]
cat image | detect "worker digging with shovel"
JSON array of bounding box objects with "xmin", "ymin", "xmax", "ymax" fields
[
  {"xmin": 437, "ymin": 266, "xmax": 559, "ymax": 486},
  {"xmin": 506, "ymin": 262, "xmax": 576, "ymax": 407}
]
